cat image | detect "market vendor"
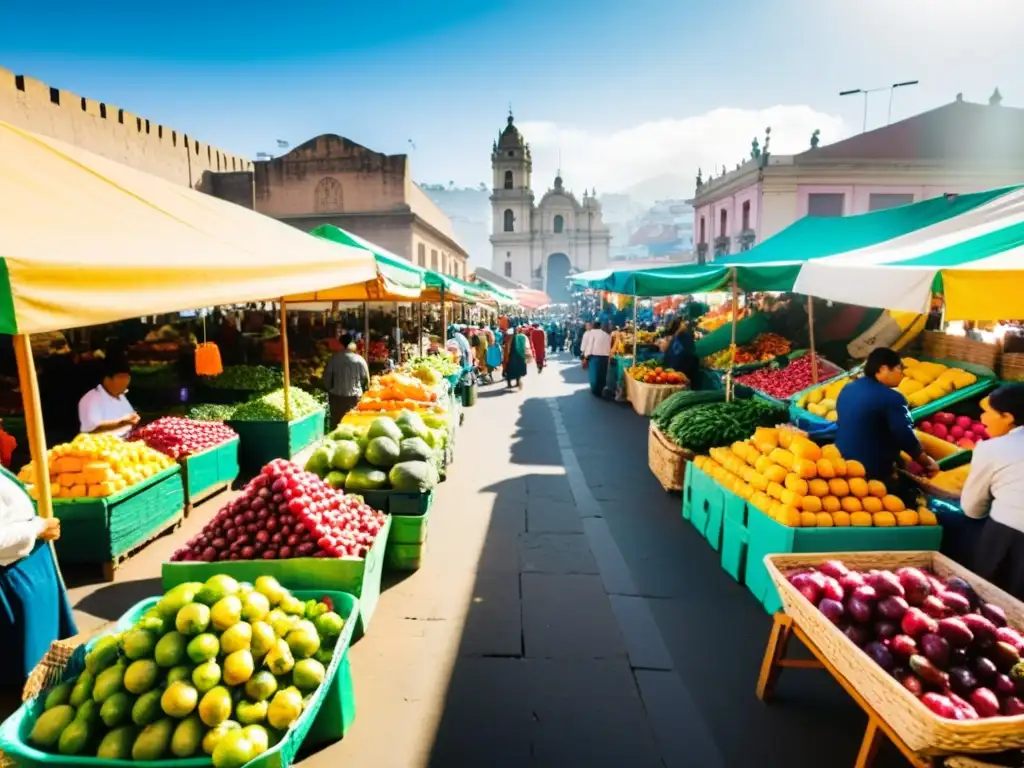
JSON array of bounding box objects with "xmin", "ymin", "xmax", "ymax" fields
[
  {"xmin": 959, "ymin": 385, "xmax": 1024, "ymax": 598},
  {"xmin": 835, "ymin": 347, "xmax": 938, "ymax": 484},
  {"xmin": 0, "ymin": 468, "xmax": 76, "ymax": 686},
  {"xmin": 322, "ymin": 334, "xmax": 369, "ymax": 428},
  {"xmin": 78, "ymin": 358, "xmax": 139, "ymax": 438},
  {"xmin": 663, "ymin": 303, "xmax": 702, "ymax": 384}
]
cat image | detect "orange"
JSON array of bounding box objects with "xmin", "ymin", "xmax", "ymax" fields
[
  {"xmin": 816, "ymin": 459, "xmax": 836, "ymax": 479},
  {"xmin": 822, "ymin": 496, "xmax": 841, "ymax": 513},
  {"xmin": 815, "ymin": 512, "xmax": 833, "ymax": 527},
  {"xmin": 779, "ymin": 505, "xmax": 801, "ymax": 527},
  {"xmin": 850, "ymin": 511, "xmax": 873, "ymax": 527},
  {"xmin": 867, "ymin": 480, "xmax": 887, "ymax": 498},
  {"xmin": 828, "ymin": 478, "xmax": 850, "ymax": 497},
  {"xmin": 801, "ymin": 496, "xmax": 823, "ymax": 513},
  {"xmin": 862, "ymin": 496, "xmax": 883, "ymax": 514},
  {"xmin": 831, "ymin": 511, "xmax": 851, "ymax": 527},
  {"xmin": 767, "ymin": 481, "xmax": 785, "ymax": 501},
  {"xmin": 764, "ymin": 465, "xmax": 787, "ymax": 484},
  {"xmin": 896, "ymin": 510, "xmax": 920, "ymax": 526},
  {"xmin": 830, "ymin": 458, "xmax": 848, "ymax": 477},
  {"xmin": 873, "ymin": 511, "xmax": 897, "ymax": 527},
  {"xmin": 882, "ymin": 495, "xmax": 906, "ymax": 513},
  {"xmin": 785, "ymin": 474, "xmax": 809, "ymax": 495},
  {"xmin": 808, "ymin": 479, "xmax": 830, "ymax": 497},
  {"xmin": 821, "ymin": 444, "xmax": 842, "ymax": 461},
  {"xmin": 799, "ymin": 511, "xmax": 818, "ymax": 528},
  {"xmin": 790, "ymin": 438, "xmax": 822, "ymax": 462},
  {"xmin": 919, "ymin": 508, "xmax": 938, "ymax": 526},
  {"xmin": 840, "ymin": 496, "xmax": 863, "ymax": 513},
  {"xmin": 848, "ymin": 478, "xmax": 869, "ymax": 498},
  {"xmin": 792, "ymin": 458, "xmax": 818, "ymax": 479},
  {"xmin": 846, "ymin": 460, "xmax": 866, "ymax": 478},
  {"xmin": 778, "ymin": 428, "xmax": 795, "ymax": 450},
  {"xmin": 769, "ymin": 449, "xmax": 796, "ymax": 470},
  {"xmin": 781, "ymin": 489, "xmax": 803, "ymax": 507}
]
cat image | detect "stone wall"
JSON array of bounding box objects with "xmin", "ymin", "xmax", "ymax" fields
[{"xmin": 0, "ymin": 67, "xmax": 253, "ymax": 196}]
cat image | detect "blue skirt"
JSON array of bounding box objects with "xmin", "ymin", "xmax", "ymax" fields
[
  {"xmin": 588, "ymin": 355, "xmax": 609, "ymax": 395},
  {"xmin": 0, "ymin": 541, "xmax": 78, "ymax": 686}
]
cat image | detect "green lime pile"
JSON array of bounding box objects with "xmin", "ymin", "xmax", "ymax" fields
[
  {"xmin": 304, "ymin": 412, "xmax": 444, "ymax": 493},
  {"xmin": 30, "ymin": 575, "xmax": 345, "ymax": 767}
]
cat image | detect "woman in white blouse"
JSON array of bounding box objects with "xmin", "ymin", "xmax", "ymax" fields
[
  {"xmin": 0, "ymin": 468, "xmax": 77, "ymax": 686},
  {"xmin": 960, "ymin": 385, "xmax": 1024, "ymax": 599}
]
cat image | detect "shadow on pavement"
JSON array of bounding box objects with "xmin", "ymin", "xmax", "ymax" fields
[
  {"xmin": 424, "ymin": 354, "xmax": 908, "ymax": 768},
  {"xmin": 73, "ymin": 577, "xmax": 163, "ymax": 621}
]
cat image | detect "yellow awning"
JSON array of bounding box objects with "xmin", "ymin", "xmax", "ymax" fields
[{"xmin": 0, "ymin": 122, "xmax": 378, "ymax": 335}]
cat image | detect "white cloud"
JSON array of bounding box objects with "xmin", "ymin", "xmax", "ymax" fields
[{"xmin": 518, "ymin": 105, "xmax": 847, "ymax": 202}]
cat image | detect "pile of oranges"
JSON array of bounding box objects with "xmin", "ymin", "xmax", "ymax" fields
[{"xmin": 691, "ymin": 426, "xmax": 938, "ymax": 528}]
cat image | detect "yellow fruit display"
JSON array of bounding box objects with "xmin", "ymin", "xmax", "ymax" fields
[
  {"xmin": 796, "ymin": 375, "xmax": 858, "ymax": 421},
  {"xmin": 900, "ymin": 359, "xmax": 978, "ymax": 410},
  {"xmin": 18, "ymin": 433, "xmax": 174, "ymax": 501},
  {"xmin": 927, "ymin": 464, "xmax": 972, "ymax": 494},
  {"xmin": 692, "ymin": 429, "xmax": 937, "ymax": 528}
]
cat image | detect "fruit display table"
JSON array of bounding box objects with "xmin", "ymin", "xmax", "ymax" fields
[
  {"xmin": 758, "ymin": 551, "xmax": 1024, "ymax": 767},
  {"xmin": 51, "ymin": 465, "xmax": 185, "ymax": 581},
  {"xmin": 179, "ymin": 438, "xmax": 240, "ymax": 511},
  {"xmin": 162, "ymin": 515, "xmax": 391, "ymax": 638},
  {"xmin": 227, "ymin": 409, "xmax": 325, "ymax": 473}
]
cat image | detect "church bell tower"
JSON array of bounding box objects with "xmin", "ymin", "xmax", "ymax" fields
[{"xmin": 490, "ymin": 109, "xmax": 534, "ymax": 281}]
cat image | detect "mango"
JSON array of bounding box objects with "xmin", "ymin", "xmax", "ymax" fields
[
  {"xmin": 243, "ymin": 724, "xmax": 269, "ymax": 756},
  {"xmin": 43, "ymin": 682, "xmax": 74, "ymax": 711},
  {"xmin": 254, "ymin": 575, "xmax": 286, "ymax": 606},
  {"xmin": 161, "ymin": 681, "xmax": 199, "ymax": 718},
  {"xmin": 132, "ymin": 689, "xmax": 163, "ymax": 726},
  {"xmin": 30, "ymin": 704, "xmax": 76, "ymax": 748},
  {"xmin": 57, "ymin": 718, "xmax": 92, "ymax": 755},
  {"xmin": 250, "ymin": 621, "xmax": 276, "ymax": 658},
  {"xmin": 121, "ymin": 628, "xmax": 158, "ymax": 660},
  {"xmin": 92, "ymin": 662, "xmax": 126, "ymax": 703},
  {"xmin": 167, "ymin": 664, "xmax": 192, "ymax": 684},
  {"xmin": 187, "ymin": 632, "xmax": 220, "ymax": 664},
  {"xmin": 293, "ymin": 658, "xmax": 326, "ymax": 691},
  {"xmin": 171, "ymin": 714, "xmax": 205, "ymax": 757},
  {"xmin": 235, "ymin": 699, "xmax": 268, "ymax": 725},
  {"xmin": 244, "ymin": 671, "xmax": 278, "ymax": 703},
  {"xmin": 202, "ymin": 720, "xmax": 241, "ymax": 754},
  {"xmin": 74, "ymin": 698, "xmax": 101, "ymax": 727},
  {"xmin": 97, "ymin": 724, "xmax": 136, "ymax": 759},
  {"xmin": 154, "ymin": 631, "xmax": 188, "ymax": 667},
  {"xmin": 155, "ymin": 582, "xmax": 201, "ymax": 620},
  {"xmin": 85, "ymin": 635, "xmax": 121, "ymax": 676},
  {"xmin": 314, "ymin": 611, "xmax": 344, "ymax": 640},
  {"xmin": 212, "ymin": 729, "xmax": 255, "ymax": 768},
  {"xmin": 176, "ymin": 602, "xmax": 212, "ymax": 636},
  {"xmin": 192, "ymin": 659, "xmax": 222, "ymax": 693},
  {"xmin": 199, "ymin": 686, "xmax": 233, "ymax": 727},
  {"xmin": 223, "ymin": 649, "xmax": 254, "ymax": 686},
  {"xmin": 241, "ymin": 591, "xmax": 271, "ymax": 623},
  {"xmin": 286, "ymin": 621, "xmax": 320, "ymax": 659},
  {"xmin": 124, "ymin": 659, "xmax": 160, "ymax": 695},
  {"xmin": 211, "ymin": 596, "xmax": 243, "ymax": 632},
  {"xmin": 196, "ymin": 574, "xmax": 240, "ymax": 607},
  {"xmin": 220, "ymin": 622, "xmax": 252, "ymax": 654},
  {"xmin": 267, "ymin": 687, "xmax": 303, "ymax": 730},
  {"xmin": 132, "ymin": 717, "xmax": 175, "ymax": 760},
  {"xmin": 100, "ymin": 691, "xmax": 134, "ymax": 727}
]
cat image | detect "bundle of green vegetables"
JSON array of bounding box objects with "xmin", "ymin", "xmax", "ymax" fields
[
  {"xmin": 187, "ymin": 404, "xmax": 236, "ymax": 422},
  {"xmin": 665, "ymin": 398, "xmax": 788, "ymax": 454},
  {"xmin": 203, "ymin": 365, "xmax": 283, "ymax": 391},
  {"xmin": 230, "ymin": 388, "xmax": 322, "ymax": 421},
  {"xmin": 651, "ymin": 390, "xmax": 725, "ymax": 432}
]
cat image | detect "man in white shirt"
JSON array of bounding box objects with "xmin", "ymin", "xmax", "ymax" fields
[
  {"xmin": 78, "ymin": 358, "xmax": 139, "ymax": 438},
  {"xmin": 583, "ymin": 322, "xmax": 613, "ymax": 396}
]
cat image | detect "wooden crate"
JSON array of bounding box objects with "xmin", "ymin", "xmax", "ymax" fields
[
  {"xmin": 765, "ymin": 550, "xmax": 1024, "ymax": 758},
  {"xmin": 647, "ymin": 423, "xmax": 691, "ymax": 492}
]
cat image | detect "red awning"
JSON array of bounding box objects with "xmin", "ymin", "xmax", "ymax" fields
[{"xmin": 512, "ymin": 288, "xmax": 552, "ymax": 310}]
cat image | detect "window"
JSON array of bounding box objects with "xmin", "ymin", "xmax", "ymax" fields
[
  {"xmin": 503, "ymin": 209, "xmax": 514, "ymax": 232},
  {"xmin": 441, "ymin": 253, "xmax": 448, "ymax": 274},
  {"xmin": 553, "ymin": 214, "xmax": 564, "ymax": 234},
  {"xmin": 417, "ymin": 243, "xmax": 426, "ymax": 267},
  {"xmin": 719, "ymin": 209, "xmax": 728, "ymax": 238},
  {"xmin": 504, "ymin": 170, "xmax": 513, "ymax": 189},
  {"xmin": 504, "ymin": 260, "xmax": 513, "ymax": 278},
  {"xmin": 869, "ymin": 193, "xmax": 915, "ymax": 212},
  {"xmin": 741, "ymin": 201, "xmax": 751, "ymax": 231},
  {"xmin": 699, "ymin": 217, "xmax": 706, "ymax": 244},
  {"xmin": 807, "ymin": 193, "xmax": 845, "ymax": 217},
  {"xmin": 431, "ymin": 249, "xmax": 438, "ymax": 271}
]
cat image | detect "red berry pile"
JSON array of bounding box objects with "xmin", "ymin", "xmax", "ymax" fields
[{"xmin": 130, "ymin": 417, "xmax": 237, "ymax": 459}]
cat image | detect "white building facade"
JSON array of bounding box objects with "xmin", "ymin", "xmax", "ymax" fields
[{"xmin": 489, "ymin": 112, "xmax": 611, "ymax": 303}]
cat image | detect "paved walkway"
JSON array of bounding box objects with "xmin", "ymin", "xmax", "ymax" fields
[{"xmin": 54, "ymin": 353, "xmax": 911, "ymax": 767}]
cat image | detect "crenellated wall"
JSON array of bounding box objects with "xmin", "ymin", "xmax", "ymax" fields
[{"xmin": 0, "ymin": 66, "xmax": 253, "ymax": 195}]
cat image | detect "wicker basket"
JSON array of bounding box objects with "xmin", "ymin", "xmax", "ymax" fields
[
  {"xmin": 766, "ymin": 550, "xmax": 1024, "ymax": 757},
  {"xmin": 1000, "ymin": 353, "xmax": 1024, "ymax": 383},
  {"xmin": 626, "ymin": 376, "xmax": 688, "ymax": 416},
  {"xmin": 648, "ymin": 423, "xmax": 692, "ymax": 492},
  {"xmin": 923, "ymin": 332, "xmax": 1001, "ymax": 371}
]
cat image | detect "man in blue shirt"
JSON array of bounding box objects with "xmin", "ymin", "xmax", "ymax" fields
[{"xmin": 835, "ymin": 347, "xmax": 939, "ymax": 482}]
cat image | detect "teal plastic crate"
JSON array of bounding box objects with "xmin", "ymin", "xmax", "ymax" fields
[
  {"xmin": 703, "ymin": 478, "xmax": 726, "ymax": 551},
  {"xmin": 50, "ymin": 467, "xmax": 185, "ymax": 566},
  {"xmin": 744, "ymin": 505, "xmax": 944, "ymax": 614},
  {"xmin": 0, "ymin": 589, "xmax": 358, "ymax": 768},
  {"xmin": 390, "ymin": 489, "xmax": 434, "ymax": 517},
  {"xmin": 687, "ymin": 467, "xmax": 711, "ymax": 537},
  {"xmin": 161, "ymin": 515, "xmax": 391, "ymax": 638},
  {"xmin": 180, "ymin": 438, "xmax": 240, "ymax": 508},
  {"xmin": 720, "ymin": 488, "xmax": 751, "ymax": 582},
  {"xmin": 226, "ymin": 409, "xmax": 325, "ymax": 473},
  {"xmin": 681, "ymin": 464, "xmax": 695, "ymax": 521}
]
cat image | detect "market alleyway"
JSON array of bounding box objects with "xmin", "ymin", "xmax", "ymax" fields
[{"xmin": 58, "ymin": 353, "xmax": 911, "ymax": 768}]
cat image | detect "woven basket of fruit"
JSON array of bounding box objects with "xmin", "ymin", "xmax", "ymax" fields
[
  {"xmin": 647, "ymin": 423, "xmax": 692, "ymax": 492},
  {"xmin": 766, "ymin": 550, "xmax": 1024, "ymax": 758},
  {"xmin": 627, "ymin": 377, "xmax": 688, "ymax": 416}
]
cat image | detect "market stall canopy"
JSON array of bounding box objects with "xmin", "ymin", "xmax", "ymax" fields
[
  {"xmin": 604, "ymin": 262, "xmax": 730, "ymax": 297},
  {"xmin": 512, "ymin": 288, "xmax": 552, "ymax": 310},
  {"xmin": 717, "ymin": 185, "xmax": 1020, "ymax": 294},
  {"xmin": 792, "ymin": 185, "xmax": 1024, "ymax": 320},
  {"xmin": 0, "ymin": 122, "xmax": 377, "ymax": 335},
  {"xmin": 285, "ymin": 225, "xmax": 424, "ymax": 301},
  {"xmin": 471, "ymin": 276, "xmax": 517, "ymax": 305}
]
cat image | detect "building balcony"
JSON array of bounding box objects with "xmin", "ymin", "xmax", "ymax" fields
[
  {"xmin": 738, "ymin": 229, "xmax": 756, "ymax": 252},
  {"xmin": 696, "ymin": 242, "xmax": 708, "ymax": 265},
  {"xmin": 713, "ymin": 235, "xmax": 731, "ymax": 257}
]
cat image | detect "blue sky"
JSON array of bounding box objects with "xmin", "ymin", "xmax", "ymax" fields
[{"xmin": 2, "ymin": 0, "xmax": 1021, "ymax": 194}]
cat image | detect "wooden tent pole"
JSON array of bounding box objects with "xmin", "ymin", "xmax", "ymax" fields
[
  {"xmin": 363, "ymin": 302, "xmax": 370, "ymax": 363},
  {"xmin": 727, "ymin": 269, "xmax": 739, "ymax": 403},
  {"xmin": 417, "ymin": 303, "xmax": 424, "ymax": 356},
  {"xmin": 632, "ymin": 290, "xmax": 638, "ymax": 363},
  {"xmin": 13, "ymin": 335, "xmax": 53, "ymax": 518},
  {"xmin": 279, "ymin": 300, "xmax": 292, "ymax": 421},
  {"xmin": 441, "ymin": 287, "xmax": 447, "ymax": 344},
  {"xmin": 395, "ymin": 303, "xmax": 402, "ymax": 365},
  {"xmin": 808, "ymin": 296, "xmax": 819, "ymax": 384}
]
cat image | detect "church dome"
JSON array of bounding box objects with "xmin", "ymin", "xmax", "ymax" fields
[{"xmin": 498, "ymin": 112, "xmax": 525, "ymax": 149}]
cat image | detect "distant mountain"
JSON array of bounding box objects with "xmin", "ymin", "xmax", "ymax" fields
[{"xmin": 622, "ymin": 174, "xmax": 692, "ymax": 204}]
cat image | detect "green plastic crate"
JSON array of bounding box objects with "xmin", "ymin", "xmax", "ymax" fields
[
  {"xmin": 389, "ymin": 506, "xmax": 430, "ymax": 546},
  {"xmin": 385, "ymin": 539, "xmax": 427, "ymax": 572},
  {"xmin": 0, "ymin": 589, "xmax": 358, "ymax": 768},
  {"xmin": 390, "ymin": 489, "xmax": 434, "ymax": 517},
  {"xmin": 226, "ymin": 409, "xmax": 325, "ymax": 473},
  {"xmin": 161, "ymin": 515, "xmax": 390, "ymax": 638},
  {"xmin": 744, "ymin": 505, "xmax": 944, "ymax": 614},
  {"xmin": 180, "ymin": 438, "xmax": 240, "ymax": 507},
  {"xmin": 680, "ymin": 465, "xmax": 695, "ymax": 521},
  {"xmin": 703, "ymin": 479, "xmax": 727, "ymax": 551},
  {"xmin": 49, "ymin": 467, "xmax": 185, "ymax": 565},
  {"xmin": 686, "ymin": 466, "xmax": 712, "ymax": 536}
]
